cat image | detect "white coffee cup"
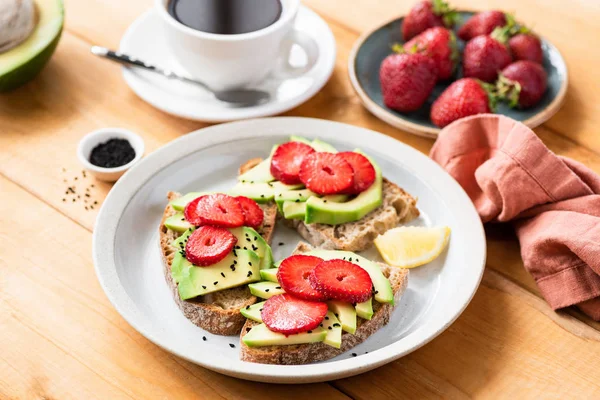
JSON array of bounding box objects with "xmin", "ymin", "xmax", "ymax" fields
[{"xmin": 155, "ymin": 0, "xmax": 319, "ymax": 90}]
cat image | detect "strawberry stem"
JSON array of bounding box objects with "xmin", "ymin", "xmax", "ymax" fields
[
  {"xmin": 495, "ymin": 74, "xmax": 521, "ymax": 108},
  {"xmin": 477, "ymin": 80, "xmax": 501, "ymax": 112},
  {"xmin": 431, "ymin": 0, "xmax": 459, "ymax": 27}
]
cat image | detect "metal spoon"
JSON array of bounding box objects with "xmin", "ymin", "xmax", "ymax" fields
[{"xmin": 91, "ymin": 46, "xmax": 270, "ymax": 106}]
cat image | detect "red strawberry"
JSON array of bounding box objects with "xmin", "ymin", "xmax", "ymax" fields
[
  {"xmin": 380, "ymin": 53, "xmax": 437, "ymax": 112},
  {"xmin": 404, "ymin": 27, "xmax": 459, "ymax": 81},
  {"xmin": 277, "ymin": 255, "xmax": 328, "ymax": 301},
  {"xmin": 299, "ymin": 152, "xmax": 353, "ymax": 195},
  {"xmin": 508, "ymin": 33, "xmax": 543, "ymax": 64},
  {"xmin": 261, "ymin": 293, "xmax": 328, "ymax": 335},
  {"xmin": 270, "ymin": 141, "xmax": 315, "ymax": 184},
  {"xmin": 184, "ymin": 193, "xmax": 244, "ymax": 228},
  {"xmin": 309, "ymin": 259, "xmax": 373, "ymax": 303},
  {"xmin": 430, "ymin": 78, "xmax": 496, "ymax": 127},
  {"xmin": 185, "ymin": 225, "xmax": 237, "ymax": 266},
  {"xmin": 402, "ymin": 0, "xmax": 458, "ymax": 41},
  {"xmin": 463, "ymin": 33, "xmax": 512, "ymax": 82},
  {"xmin": 497, "ymin": 61, "xmax": 547, "ymax": 108},
  {"xmin": 458, "ymin": 11, "xmax": 508, "ymax": 41},
  {"xmin": 338, "ymin": 152, "xmax": 376, "ymax": 194},
  {"xmin": 235, "ymin": 196, "xmax": 264, "ymax": 229}
]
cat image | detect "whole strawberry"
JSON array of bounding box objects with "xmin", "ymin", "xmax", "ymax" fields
[
  {"xmin": 402, "ymin": 0, "xmax": 458, "ymax": 41},
  {"xmin": 380, "ymin": 53, "xmax": 438, "ymax": 112},
  {"xmin": 430, "ymin": 78, "xmax": 496, "ymax": 127},
  {"xmin": 497, "ymin": 61, "xmax": 547, "ymax": 108},
  {"xmin": 404, "ymin": 27, "xmax": 459, "ymax": 81},
  {"xmin": 463, "ymin": 30, "xmax": 512, "ymax": 82},
  {"xmin": 508, "ymin": 32, "xmax": 543, "ymax": 64},
  {"xmin": 458, "ymin": 10, "xmax": 510, "ymax": 41}
]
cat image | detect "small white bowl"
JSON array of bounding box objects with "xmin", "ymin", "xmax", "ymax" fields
[{"xmin": 77, "ymin": 128, "xmax": 145, "ymax": 182}]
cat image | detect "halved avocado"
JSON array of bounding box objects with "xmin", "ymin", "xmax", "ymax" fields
[
  {"xmin": 0, "ymin": 0, "xmax": 64, "ymax": 92},
  {"xmin": 243, "ymin": 324, "xmax": 327, "ymax": 347}
]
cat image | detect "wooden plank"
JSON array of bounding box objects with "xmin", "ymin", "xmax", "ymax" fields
[{"xmin": 0, "ymin": 176, "xmax": 349, "ymax": 400}]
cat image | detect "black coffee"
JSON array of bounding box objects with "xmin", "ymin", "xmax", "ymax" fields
[{"xmin": 168, "ymin": 0, "xmax": 282, "ymax": 35}]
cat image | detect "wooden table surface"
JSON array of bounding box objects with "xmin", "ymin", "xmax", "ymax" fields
[{"xmin": 2, "ymin": 0, "xmax": 600, "ymax": 398}]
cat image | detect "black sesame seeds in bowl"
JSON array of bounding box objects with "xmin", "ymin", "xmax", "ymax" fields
[{"xmin": 77, "ymin": 128, "xmax": 145, "ymax": 182}]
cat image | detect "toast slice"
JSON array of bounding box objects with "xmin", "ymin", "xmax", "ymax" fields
[
  {"xmin": 239, "ymin": 242, "xmax": 409, "ymax": 364},
  {"xmin": 240, "ymin": 158, "xmax": 420, "ymax": 252},
  {"xmin": 159, "ymin": 191, "xmax": 278, "ymax": 335}
]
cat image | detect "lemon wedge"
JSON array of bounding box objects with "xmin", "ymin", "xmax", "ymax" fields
[{"xmin": 374, "ymin": 226, "xmax": 451, "ymax": 268}]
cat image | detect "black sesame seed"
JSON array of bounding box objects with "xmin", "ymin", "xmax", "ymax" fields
[
  {"xmin": 299, "ymin": 193, "xmax": 303, "ymax": 196},
  {"xmin": 72, "ymin": 198, "xmax": 76, "ymax": 202},
  {"xmin": 234, "ymin": 260, "xmax": 238, "ymax": 264},
  {"xmin": 333, "ymin": 323, "xmax": 341, "ymax": 327},
  {"xmin": 334, "ymin": 313, "xmax": 339, "ymax": 318},
  {"xmin": 328, "ymin": 326, "xmax": 332, "ymax": 330},
  {"xmin": 202, "ymin": 285, "xmax": 206, "ymax": 289},
  {"xmin": 278, "ymin": 194, "xmax": 282, "ymax": 197},
  {"xmin": 265, "ymin": 289, "xmax": 270, "ymax": 292},
  {"xmin": 352, "ymin": 353, "xmax": 357, "ymax": 357},
  {"xmin": 267, "ymin": 182, "xmax": 273, "ymax": 187},
  {"xmin": 320, "ymin": 324, "xmax": 324, "ymax": 327},
  {"xmin": 243, "ymin": 247, "xmax": 248, "ymax": 250},
  {"xmin": 374, "ymin": 290, "xmax": 379, "ymax": 295},
  {"xmin": 85, "ymin": 206, "xmax": 88, "ymax": 210},
  {"xmin": 260, "ymin": 194, "xmax": 265, "ymax": 198},
  {"xmin": 365, "ymin": 351, "xmax": 368, "ymax": 354},
  {"xmin": 214, "ymin": 281, "xmax": 218, "ymax": 285},
  {"xmin": 275, "ymin": 286, "xmax": 281, "ymax": 289},
  {"xmin": 94, "ymin": 201, "xmax": 98, "ymax": 205},
  {"xmin": 279, "ymin": 242, "xmax": 285, "ymax": 246},
  {"xmin": 254, "ymin": 236, "xmax": 258, "ymax": 241},
  {"xmin": 229, "ymin": 343, "xmax": 235, "ymax": 348},
  {"xmin": 202, "ymin": 336, "xmax": 207, "ymax": 341},
  {"xmin": 91, "ymin": 184, "xmax": 95, "ymax": 187},
  {"xmin": 252, "ymin": 245, "xmax": 258, "ymax": 251},
  {"xmin": 246, "ymin": 305, "xmax": 250, "ymax": 310},
  {"xmin": 307, "ymin": 330, "xmax": 312, "ymax": 334},
  {"xmin": 62, "ymin": 198, "xmax": 66, "ymax": 202},
  {"xmin": 324, "ymin": 200, "xmax": 328, "ymax": 203},
  {"xmin": 74, "ymin": 177, "xmax": 78, "ymax": 180},
  {"xmin": 246, "ymin": 327, "xmax": 251, "ymax": 332},
  {"xmin": 248, "ymin": 262, "xmax": 252, "ymax": 266},
  {"xmin": 246, "ymin": 238, "xmax": 251, "ymax": 242},
  {"xmin": 245, "ymin": 232, "xmax": 249, "ymax": 237},
  {"xmin": 221, "ymin": 272, "xmax": 225, "ymax": 278},
  {"xmin": 85, "ymin": 193, "xmax": 90, "ymax": 198},
  {"xmin": 259, "ymin": 308, "xmax": 263, "ymax": 312},
  {"xmin": 325, "ymin": 316, "xmax": 329, "ymax": 320}
]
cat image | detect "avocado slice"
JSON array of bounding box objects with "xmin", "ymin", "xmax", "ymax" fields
[
  {"xmin": 248, "ymin": 281, "xmax": 284, "ymax": 299},
  {"xmin": 171, "ymin": 249, "xmax": 260, "ymax": 299},
  {"xmin": 240, "ymin": 301, "xmax": 266, "ymax": 323},
  {"xmin": 259, "ymin": 268, "xmax": 279, "ymax": 283},
  {"xmin": 0, "ymin": 0, "xmax": 64, "ymax": 92},
  {"xmin": 230, "ymin": 227, "xmax": 273, "ymax": 269},
  {"xmin": 237, "ymin": 145, "xmax": 278, "ymax": 183},
  {"xmin": 308, "ymin": 250, "xmax": 394, "ymax": 304},
  {"xmin": 355, "ymin": 298, "xmax": 374, "ymax": 320},
  {"xmin": 243, "ymin": 324, "xmax": 327, "ymax": 347},
  {"xmin": 164, "ymin": 212, "xmax": 193, "ymax": 233},
  {"xmin": 170, "ymin": 192, "xmax": 208, "ymax": 211},
  {"xmin": 171, "ymin": 228, "xmax": 194, "ymax": 252},
  {"xmin": 321, "ymin": 311, "xmax": 343, "ymax": 348},
  {"xmin": 282, "ymin": 201, "xmax": 307, "ymax": 220},
  {"xmin": 327, "ymin": 300, "xmax": 357, "ymax": 334},
  {"xmin": 289, "ymin": 135, "xmax": 312, "ymax": 145},
  {"xmin": 275, "ymin": 188, "xmax": 316, "ymax": 212},
  {"xmin": 305, "ymin": 155, "xmax": 382, "ymax": 225},
  {"xmin": 311, "ymin": 139, "xmax": 337, "ymax": 153},
  {"xmin": 229, "ymin": 181, "xmax": 303, "ymax": 204}
]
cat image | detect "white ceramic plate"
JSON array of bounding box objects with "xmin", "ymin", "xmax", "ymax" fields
[
  {"xmin": 119, "ymin": 7, "xmax": 336, "ymax": 122},
  {"xmin": 93, "ymin": 117, "xmax": 486, "ymax": 383}
]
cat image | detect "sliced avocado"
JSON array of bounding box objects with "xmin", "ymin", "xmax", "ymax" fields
[
  {"xmin": 259, "ymin": 268, "xmax": 279, "ymax": 283},
  {"xmin": 274, "ymin": 188, "xmax": 316, "ymax": 212},
  {"xmin": 171, "ymin": 228, "xmax": 194, "ymax": 251},
  {"xmin": 237, "ymin": 145, "xmax": 278, "ymax": 183},
  {"xmin": 229, "ymin": 227, "xmax": 273, "ymax": 269},
  {"xmin": 229, "ymin": 181, "xmax": 303, "ymax": 204},
  {"xmin": 305, "ymin": 154, "xmax": 382, "ymax": 225},
  {"xmin": 170, "ymin": 192, "xmax": 208, "ymax": 211},
  {"xmin": 0, "ymin": 0, "xmax": 64, "ymax": 92},
  {"xmin": 311, "ymin": 139, "xmax": 337, "ymax": 153},
  {"xmin": 327, "ymin": 301, "xmax": 357, "ymax": 334},
  {"xmin": 171, "ymin": 249, "xmax": 260, "ymax": 299},
  {"xmin": 289, "ymin": 135, "xmax": 312, "ymax": 145},
  {"xmin": 240, "ymin": 301, "xmax": 266, "ymax": 323},
  {"xmin": 356, "ymin": 298, "xmax": 374, "ymax": 320},
  {"xmin": 309, "ymin": 250, "xmax": 394, "ymax": 304},
  {"xmin": 248, "ymin": 281, "xmax": 284, "ymax": 299},
  {"xmin": 321, "ymin": 311, "xmax": 342, "ymax": 348},
  {"xmin": 164, "ymin": 212, "xmax": 193, "ymax": 233},
  {"xmin": 243, "ymin": 324, "xmax": 327, "ymax": 347},
  {"xmin": 282, "ymin": 201, "xmax": 307, "ymax": 220}
]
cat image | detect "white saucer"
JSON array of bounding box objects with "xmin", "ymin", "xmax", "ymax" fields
[{"xmin": 119, "ymin": 7, "xmax": 336, "ymax": 122}]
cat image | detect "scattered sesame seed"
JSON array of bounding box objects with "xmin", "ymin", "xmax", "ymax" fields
[
  {"xmin": 246, "ymin": 305, "xmax": 250, "ymax": 310},
  {"xmin": 221, "ymin": 272, "xmax": 225, "ymax": 278},
  {"xmin": 279, "ymin": 242, "xmax": 285, "ymax": 246},
  {"xmin": 202, "ymin": 285, "xmax": 206, "ymax": 289},
  {"xmin": 324, "ymin": 200, "xmax": 327, "ymax": 203},
  {"xmin": 62, "ymin": 198, "xmax": 66, "ymax": 202},
  {"xmin": 202, "ymin": 336, "xmax": 207, "ymax": 341},
  {"xmin": 229, "ymin": 344, "xmax": 235, "ymax": 348},
  {"xmin": 213, "ymin": 281, "xmax": 218, "ymax": 285},
  {"xmin": 265, "ymin": 289, "xmax": 270, "ymax": 292},
  {"xmin": 307, "ymin": 330, "xmax": 312, "ymax": 333},
  {"xmin": 332, "ymin": 323, "xmax": 341, "ymax": 328},
  {"xmin": 246, "ymin": 327, "xmax": 251, "ymax": 332},
  {"xmin": 328, "ymin": 326, "xmax": 332, "ymax": 330},
  {"xmin": 275, "ymin": 286, "xmax": 281, "ymax": 289},
  {"xmin": 352, "ymin": 353, "xmax": 357, "ymax": 357}
]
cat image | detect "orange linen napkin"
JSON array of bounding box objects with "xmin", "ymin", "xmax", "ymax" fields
[{"xmin": 430, "ymin": 114, "xmax": 600, "ymax": 320}]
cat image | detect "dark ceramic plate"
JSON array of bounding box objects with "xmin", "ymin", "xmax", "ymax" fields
[{"xmin": 348, "ymin": 11, "xmax": 568, "ymax": 138}]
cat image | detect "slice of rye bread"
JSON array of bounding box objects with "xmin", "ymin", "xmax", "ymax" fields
[
  {"xmin": 239, "ymin": 158, "xmax": 420, "ymax": 252},
  {"xmin": 159, "ymin": 191, "xmax": 278, "ymax": 335},
  {"xmin": 239, "ymin": 242, "xmax": 409, "ymax": 365}
]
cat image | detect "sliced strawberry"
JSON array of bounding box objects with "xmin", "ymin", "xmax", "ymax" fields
[
  {"xmin": 270, "ymin": 141, "xmax": 315, "ymax": 184},
  {"xmin": 235, "ymin": 196, "xmax": 264, "ymax": 228},
  {"xmin": 338, "ymin": 152, "xmax": 376, "ymax": 194},
  {"xmin": 185, "ymin": 225, "xmax": 237, "ymax": 266},
  {"xmin": 277, "ymin": 255, "xmax": 328, "ymax": 301},
  {"xmin": 261, "ymin": 293, "xmax": 328, "ymax": 335},
  {"xmin": 309, "ymin": 260, "xmax": 373, "ymax": 303},
  {"xmin": 299, "ymin": 153, "xmax": 353, "ymax": 195},
  {"xmin": 184, "ymin": 193, "xmax": 244, "ymax": 228}
]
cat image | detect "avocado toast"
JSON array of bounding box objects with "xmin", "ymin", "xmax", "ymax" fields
[
  {"xmin": 239, "ymin": 242, "xmax": 409, "ymax": 365},
  {"xmin": 159, "ymin": 191, "xmax": 277, "ymax": 335}
]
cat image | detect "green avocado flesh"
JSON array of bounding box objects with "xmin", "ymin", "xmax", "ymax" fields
[
  {"xmin": 248, "ymin": 281, "xmax": 284, "ymax": 299},
  {"xmin": 164, "ymin": 212, "xmax": 192, "ymax": 232},
  {"xmin": 356, "ymin": 298, "xmax": 374, "ymax": 320},
  {"xmin": 170, "ymin": 192, "xmax": 208, "ymax": 211},
  {"xmin": 229, "ymin": 181, "xmax": 303, "ymax": 204},
  {"xmin": 240, "ymin": 301, "xmax": 266, "ymax": 323},
  {"xmin": 0, "ymin": 0, "xmax": 64, "ymax": 92},
  {"xmin": 321, "ymin": 311, "xmax": 342, "ymax": 348},
  {"xmin": 259, "ymin": 268, "xmax": 279, "ymax": 282},
  {"xmin": 275, "ymin": 188, "xmax": 316, "ymax": 212},
  {"xmin": 171, "ymin": 228, "xmax": 194, "ymax": 251},
  {"xmin": 290, "ymin": 135, "xmax": 312, "ymax": 145},
  {"xmin": 237, "ymin": 145, "xmax": 278, "ymax": 183},
  {"xmin": 308, "ymin": 250, "xmax": 393, "ymax": 304},
  {"xmin": 327, "ymin": 300, "xmax": 357, "ymax": 334},
  {"xmin": 311, "ymin": 138, "xmax": 337, "ymax": 153},
  {"xmin": 171, "ymin": 249, "xmax": 260, "ymax": 299},
  {"xmin": 282, "ymin": 201, "xmax": 306, "ymax": 220},
  {"xmin": 243, "ymin": 324, "xmax": 327, "ymax": 347},
  {"xmin": 230, "ymin": 227, "xmax": 273, "ymax": 269},
  {"xmin": 305, "ymin": 155, "xmax": 383, "ymax": 225}
]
